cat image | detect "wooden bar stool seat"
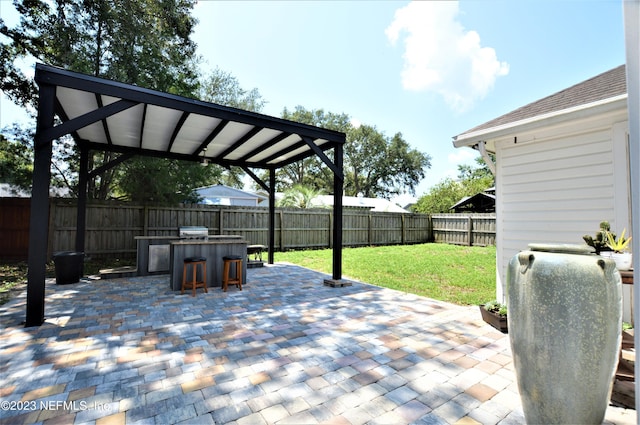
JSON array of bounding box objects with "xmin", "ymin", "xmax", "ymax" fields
[
  {"xmin": 182, "ymin": 256, "xmax": 208, "ymax": 296},
  {"xmin": 222, "ymin": 255, "xmax": 243, "ymax": 292}
]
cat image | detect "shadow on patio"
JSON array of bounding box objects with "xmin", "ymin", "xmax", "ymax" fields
[{"xmin": 0, "ymin": 263, "xmax": 634, "ymax": 424}]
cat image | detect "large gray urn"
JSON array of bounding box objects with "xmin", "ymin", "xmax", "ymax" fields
[{"xmin": 507, "ymin": 244, "xmax": 622, "ymax": 424}]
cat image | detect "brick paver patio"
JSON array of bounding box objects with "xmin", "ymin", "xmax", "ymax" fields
[{"xmin": 0, "ymin": 263, "xmax": 635, "ymax": 424}]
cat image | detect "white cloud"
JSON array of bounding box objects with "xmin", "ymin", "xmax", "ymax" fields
[
  {"xmin": 385, "ymin": 1, "xmax": 509, "ymax": 113},
  {"xmin": 448, "ymin": 148, "xmax": 477, "ymax": 166}
]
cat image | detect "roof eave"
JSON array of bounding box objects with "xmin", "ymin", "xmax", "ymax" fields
[{"xmin": 452, "ymin": 94, "xmax": 628, "ymax": 150}]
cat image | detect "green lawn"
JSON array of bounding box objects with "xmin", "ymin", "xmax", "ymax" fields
[
  {"xmin": 275, "ymin": 243, "xmax": 496, "ymax": 306},
  {"xmin": 1, "ymin": 243, "xmax": 496, "ymax": 306}
]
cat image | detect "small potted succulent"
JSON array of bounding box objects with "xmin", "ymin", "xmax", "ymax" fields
[
  {"xmin": 605, "ymin": 228, "xmax": 632, "ymax": 271},
  {"xmin": 480, "ymin": 300, "xmax": 508, "ymax": 333},
  {"xmin": 583, "ymin": 221, "xmax": 632, "ymax": 270},
  {"xmin": 582, "ymin": 221, "xmax": 613, "ymax": 254}
]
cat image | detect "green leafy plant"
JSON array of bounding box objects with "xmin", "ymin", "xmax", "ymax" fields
[
  {"xmin": 606, "ymin": 228, "xmax": 632, "ymax": 253},
  {"xmin": 484, "ymin": 300, "xmax": 507, "ymax": 317}
]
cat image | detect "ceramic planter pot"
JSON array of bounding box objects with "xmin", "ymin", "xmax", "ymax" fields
[
  {"xmin": 507, "ymin": 243, "xmax": 622, "ymax": 424},
  {"xmin": 600, "ymin": 251, "xmax": 632, "ymax": 271}
]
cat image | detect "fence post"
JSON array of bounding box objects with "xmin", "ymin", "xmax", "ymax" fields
[
  {"xmin": 143, "ymin": 206, "xmax": 149, "ymax": 236},
  {"xmin": 401, "ymin": 214, "xmax": 406, "ymax": 245},
  {"xmin": 368, "ymin": 213, "xmax": 372, "ymax": 245},
  {"xmin": 47, "ymin": 199, "xmax": 57, "ymax": 259},
  {"xmin": 467, "ymin": 216, "xmax": 473, "ymax": 246},
  {"xmin": 328, "ymin": 211, "xmax": 333, "ymax": 248},
  {"xmin": 279, "ymin": 210, "xmax": 284, "ymax": 250}
]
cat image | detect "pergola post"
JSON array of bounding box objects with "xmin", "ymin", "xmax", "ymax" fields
[
  {"xmin": 332, "ymin": 144, "xmax": 343, "ymax": 280},
  {"xmin": 268, "ymin": 168, "xmax": 276, "ymax": 264},
  {"xmin": 76, "ymin": 145, "xmax": 89, "ymax": 253},
  {"xmin": 26, "ymin": 83, "xmax": 56, "ymax": 327}
]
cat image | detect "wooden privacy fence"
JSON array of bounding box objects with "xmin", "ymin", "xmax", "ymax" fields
[
  {"xmin": 431, "ymin": 213, "xmax": 496, "ymax": 247},
  {"xmin": 0, "ymin": 198, "xmax": 495, "ymax": 260}
]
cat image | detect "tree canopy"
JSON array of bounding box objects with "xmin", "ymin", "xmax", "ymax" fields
[
  {"xmin": 1, "ymin": 0, "xmax": 204, "ymax": 203},
  {"xmin": 412, "ymin": 155, "xmax": 494, "ymax": 214},
  {"xmin": 269, "ymin": 106, "xmax": 431, "ymax": 199}
]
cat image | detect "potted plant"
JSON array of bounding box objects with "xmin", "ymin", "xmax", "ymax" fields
[
  {"xmin": 582, "ymin": 221, "xmax": 613, "ymax": 254},
  {"xmin": 583, "ymin": 221, "xmax": 632, "ymax": 270},
  {"xmin": 480, "ymin": 300, "xmax": 508, "ymax": 333},
  {"xmin": 605, "ymin": 228, "xmax": 632, "ymax": 271}
]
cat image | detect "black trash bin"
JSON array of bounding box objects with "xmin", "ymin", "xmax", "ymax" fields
[{"xmin": 52, "ymin": 251, "xmax": 84, "ymax": 284}]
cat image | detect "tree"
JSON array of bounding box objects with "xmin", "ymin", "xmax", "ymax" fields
[
  {"xmin": 413, "ymin": 155, "xmax": 494, "ymax": 214},
  {"xmin": 198, "ymin": 67, "xmax": 267, "ymax": 189},
  {"xmin": 276, "ymin": 185, "xmax": 325, "ymax": 209},
  {"xmin": 270, "ymin": 106, "xmax": 431, "ymax": 199},
  {"xmin": 117, "ymin": 157, "xmax": 223, "ymax": 204},
  {"xmin": 0, "ymin": 129, "xmax": 33, "ymax": 190},
  {"xmin": 1, "ymin": 0, "xmax": 203, "ymax": 202},
  {"xmin": 346, "ymin": 125, "xmax": 430, "ymax": 198},
  {"xmin": 271, "ymin": 107, "xmax": 352, "ymax": 192},
  {"xmin": 457, "ymin": 154, "xmax": 495, "ymax": 183},
  {"xmin": 200, "ymin": 67, "xmax": 266, "ymax": 112}
]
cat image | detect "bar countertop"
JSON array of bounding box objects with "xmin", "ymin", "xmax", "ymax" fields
[
  {"xmin": 170, "ymin": 236, "xmax": 245, "ymax": 245},
  {"xmin": 135, "ymin": 235, "xmax": 243, "ymax": 241}
]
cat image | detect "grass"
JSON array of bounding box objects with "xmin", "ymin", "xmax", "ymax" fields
[
  {"xmin": 1, "ymin": 243, "xmax": 496, "ymax": 306},
  {"xmin": 275, "ymin": 243, "xmax": 496, "ymax": 306}
]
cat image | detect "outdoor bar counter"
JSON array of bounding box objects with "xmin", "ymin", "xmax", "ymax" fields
[{"xmin": 169, "ymin": 236, "xmax": 247, "ymax": 291}]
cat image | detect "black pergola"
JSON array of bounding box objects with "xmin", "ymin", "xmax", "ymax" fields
[{"xmin": 26, "ymin": 63, "xmax": 346, "ymax": 327}]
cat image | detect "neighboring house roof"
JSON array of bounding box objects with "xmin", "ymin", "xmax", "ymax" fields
[
  {"xmin": 454, "ymin": 65, "xmax": 627, "ymax": 148},
  {"xmin": 311, "ymin": 195, "xmax": 409, "ymax": 213},
  {"xmin": 194, "ymin": 184, "xmax": 267, "ymax": 206}
]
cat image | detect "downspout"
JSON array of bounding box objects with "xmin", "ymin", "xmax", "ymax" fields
[{"xmin": 477, "ymin": 141, "xmax": 496, "ymax": 175}]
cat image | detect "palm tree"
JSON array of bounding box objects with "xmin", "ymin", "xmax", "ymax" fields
[{"xmin": 277, "ymin": 185, "xmax": 325, "ymax": 208}]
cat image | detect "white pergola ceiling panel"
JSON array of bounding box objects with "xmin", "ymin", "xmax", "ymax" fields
[
  {"xmin": 141, "ymin": 105, "xmax": 184, "ymax": 151},
  {"xmin": 205, "ymin": 121, "xmax": 255, "ymax": 156},
  {"xmin": 40, "ymin": 64, "xmax": 345, "ymax": 169},
  {"xmin": 105, "ymin": 104, "xmax": 145, "ymax": 148}
]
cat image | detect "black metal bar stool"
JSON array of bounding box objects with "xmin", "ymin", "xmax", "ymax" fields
[
  {"xmin": 222, "ymin": 255, "xmax": 243, "ymax": 292},
  {"xmin": 182, "ymin": 256, "xmax": 208, "ymax": 296}
]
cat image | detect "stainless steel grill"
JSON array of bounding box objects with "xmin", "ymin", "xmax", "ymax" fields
[{"xmin": 179, "ymin": 226, "xmax": 209, "ymax": 240}]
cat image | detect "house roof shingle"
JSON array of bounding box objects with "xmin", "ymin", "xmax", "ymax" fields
[{"xmin": 456, "ymin": 65, "xmax": 627, "ymax": 138}]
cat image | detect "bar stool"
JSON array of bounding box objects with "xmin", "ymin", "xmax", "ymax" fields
[
  {"xmin": 222, "ymin": 255, "xmax": 243, "ymax": 292},
  {"xmin": 182, "ymin": 256, "xmax": 208, "ymax": 296}
]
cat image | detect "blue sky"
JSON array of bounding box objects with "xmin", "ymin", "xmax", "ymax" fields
[{"xmin": 0, "ymin": 1, "xmax": 627, "ymax": 202}]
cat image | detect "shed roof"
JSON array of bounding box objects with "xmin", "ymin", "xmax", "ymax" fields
[
  {"xmin": 450, "ymin": 191, "xmax": 495, "ymax": 213},
  {"xmin": 454, "ymin": 65, "xmax": 627, "ymax": 146}
]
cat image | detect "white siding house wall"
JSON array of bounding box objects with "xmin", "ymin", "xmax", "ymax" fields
[{"xmin": 494, "ymin": 110, "xmax": 631, "ymax": 320}]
